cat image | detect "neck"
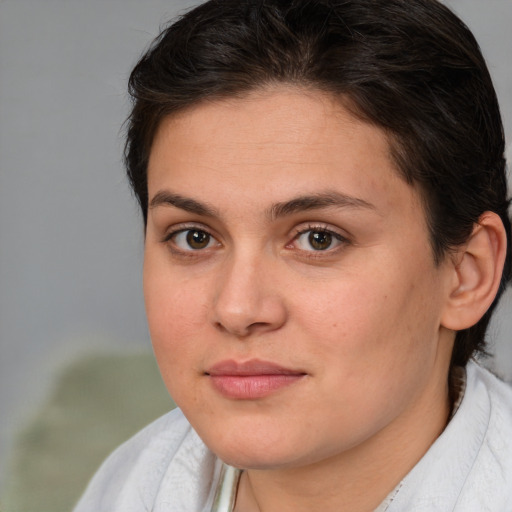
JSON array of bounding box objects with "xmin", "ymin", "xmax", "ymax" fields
[{"xmin": 234, "ymin": 358, "xmax": 452, "ymax": 512}]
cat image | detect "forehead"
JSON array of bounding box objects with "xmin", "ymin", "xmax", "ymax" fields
[
  {"xmin": 147, "ymin": 87, "xmax": 423, "ymax": 221},
  {"xmin": 151, "ymin": 88, "xmax": 386, "ymax": 155}
]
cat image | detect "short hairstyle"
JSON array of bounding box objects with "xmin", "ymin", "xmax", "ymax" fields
[{"xmin": 125, "ymin": 0, "xmax": 511, "ymax": 367}]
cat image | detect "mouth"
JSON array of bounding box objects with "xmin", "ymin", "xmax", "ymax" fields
[{"xmin": 205, "ymin": 359, "xmax": 307, "ymax": 400}]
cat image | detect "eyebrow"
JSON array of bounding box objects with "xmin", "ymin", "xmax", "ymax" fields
[
  {"xmin": 268, "ymin": 192, "xmax": 376, "ymax": 220},
  {"xmin": 148, "ymin": 189, "xmax": 376, "ymax": 219},
  {"xmin": 149, "ymin": 191, "xmax": 219, "ymax": 217}
]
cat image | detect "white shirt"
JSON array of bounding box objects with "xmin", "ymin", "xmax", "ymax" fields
[{"xmin": 74, "ymin": 361, "xmax": 512, "ymax": 511}]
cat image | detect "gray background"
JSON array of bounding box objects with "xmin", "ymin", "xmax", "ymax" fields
[{"xmin": 0, "ymin": 0, "xmax": 511, "ymax": 487}]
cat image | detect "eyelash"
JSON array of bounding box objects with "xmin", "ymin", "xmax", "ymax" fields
[
  {"xmin": 289, "ymin": 225, "xmax": 349, "ymax": 255},
  {"xmin": 161, "ymin": 223, "xmax": 349, "ymax": 258},
  {"xmin": 161, "ymin": 224, "xmax": 220, "ymax": 256}
]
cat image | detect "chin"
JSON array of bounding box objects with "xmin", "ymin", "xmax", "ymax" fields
[
  {"xmin": 204, "ymin": 433, "xmax": 325, "ymax": 472},
  {"xmin": 216, "ymin": 450, "xmax": 297, "ymax": 471}
]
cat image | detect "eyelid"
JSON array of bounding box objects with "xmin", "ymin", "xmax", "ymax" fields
[
  {"xmin": 288, "ymin": 223, "xmax": 350, "ymax": 253},
  {"xmin": 161, "ymin": 223, "xmax": 222, "ymax": 253},
  {"xmin": 161, "ymin": 222, "xmax": 214, "ymax": 241},
  {"xmin": 291, "ymin": 222, "xmax": 349, "ymax": 240}
]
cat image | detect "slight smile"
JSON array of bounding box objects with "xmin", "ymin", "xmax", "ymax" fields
[{"xmin": 205, "ymin": 359, "xmax": 307, "ymax": 400}]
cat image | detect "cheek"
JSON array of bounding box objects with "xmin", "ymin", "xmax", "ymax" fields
[
  {"xmin": 290, "ymin": 261, "xmax": 440, "ymax": 373},
  {"xmin": 145, "ymin": 284, "xmax": 207, "ymax": 407},
  {"xmin": 291, "ymin": 273, "xmax": 391, "ymax": 348},
  {"xmin": 143, "ymin": 262, "xmax": 211, "ymax": 378}
]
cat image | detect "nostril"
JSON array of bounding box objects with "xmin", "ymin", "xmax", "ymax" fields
[
  {"xmin": 213, "ymin": 319, "xmax": 271, "ymax": 338},
  {"xmin": 213, "ymin": 320, "xmax": 227, "ymax": 332},
  {"xmin": 247, "ymin": 321, "xmax": 272, "ymax": 332}
]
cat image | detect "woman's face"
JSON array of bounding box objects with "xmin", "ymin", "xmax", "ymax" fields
[{"xmin": 143, "ymin": 88, "xmax": 455, "ymax": 470}]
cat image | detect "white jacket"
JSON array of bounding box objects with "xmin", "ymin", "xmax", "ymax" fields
[{"xmin": 74, "ymin": 361, "xmax": 512, "ymax": 511}]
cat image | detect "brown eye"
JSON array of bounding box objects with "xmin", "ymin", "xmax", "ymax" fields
[
  {"xmin": 308, "ymin": 231, "xmax": 333, "ymax": 250},
  {"xmin": 293, "ymin": 228, "xmax": 346, "ymax": 252},
  {"xmin": 186, "ymin": 230, "xmax": 211, "ymax": 249},
  {"xmin": 170, "ymin": 229, "xmax": 217, "ymax": 251}
]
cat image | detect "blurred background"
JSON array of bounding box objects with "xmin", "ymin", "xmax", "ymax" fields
[{"xmin": 0, "ymin": 0, "xmax": 511, "ymax": 510}]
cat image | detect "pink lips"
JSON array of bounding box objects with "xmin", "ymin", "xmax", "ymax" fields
[{"xmin": 206, "ymin": 359, "xmax": 306, "ymax": 399}]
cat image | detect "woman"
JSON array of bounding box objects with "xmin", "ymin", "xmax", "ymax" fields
[{"xmin": 75, "ymin": 0, "xmax": 512, "ymax": 510}]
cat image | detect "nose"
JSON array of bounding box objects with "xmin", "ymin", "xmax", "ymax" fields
[{"xmin": 210, "ymin": 250, "xmax": 288, "ymax": 338}]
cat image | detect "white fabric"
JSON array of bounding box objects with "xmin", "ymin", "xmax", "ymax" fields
[{"xmin": 74, "ymin": 361, "xmax": 512, "ymax": 511}]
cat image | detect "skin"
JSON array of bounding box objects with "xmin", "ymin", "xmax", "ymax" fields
[{"xmin": 143, "ymin": 88, "xmax": 460, "ymax": 511}]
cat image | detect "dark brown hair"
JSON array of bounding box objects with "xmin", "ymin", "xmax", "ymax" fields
[{"xmin": 125, "ymin": 0, "xmax": 511, "ymax": 366}]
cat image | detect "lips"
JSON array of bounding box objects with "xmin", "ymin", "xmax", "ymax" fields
[{"xmin": 205, "ymin": 359, "xmax": 306, "ymax": 399}]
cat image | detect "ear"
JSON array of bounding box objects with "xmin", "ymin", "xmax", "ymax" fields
[{"xmin": 441, "ymin": 212, "xmax": 507, "ymax": 331}]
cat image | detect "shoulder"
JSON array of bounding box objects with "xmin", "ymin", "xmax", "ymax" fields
[
  {"xmin": 469, "ymin": 361, "xmax": 512, "ymax": 451},
  {"xmin": 469, "ymin": 360, "xmax": 512, "ymax": 407},
  {"xmin": 468, "ymin": 363, "xmax": 512, "ymax": 455},
  {"xmin": 466, "ymin": 361, "xmax": 512, "ymax": 446},
  {"xmin": 74, "ymin": 408, "xmax": 217, "ymax": 512},
  {"xmin": 387, "ymin": 361, "xmax": 512, "ymax": 512},
  {"xmin": 452, "ymin": 362, "xmax": 512, "ymax": 510}
]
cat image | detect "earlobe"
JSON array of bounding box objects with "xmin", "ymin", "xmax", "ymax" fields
[{"xmin": 441, "ymin": 212, "xmax": 507, "ymax": 331}]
